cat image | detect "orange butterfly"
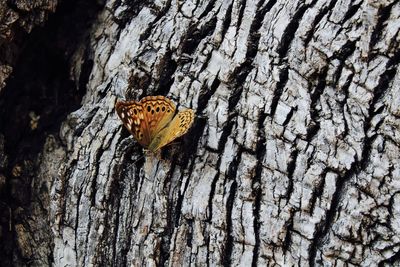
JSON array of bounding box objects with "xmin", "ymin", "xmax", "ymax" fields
[{"xmin": 115, "ymin": 96, "xmax": 195, "ymax": 152}]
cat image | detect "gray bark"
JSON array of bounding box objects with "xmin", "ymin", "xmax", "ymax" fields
[{"xmin": 1, "ymin": 0, "xmax": 400, "ymax": 266}]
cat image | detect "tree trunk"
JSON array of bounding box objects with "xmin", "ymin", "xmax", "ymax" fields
[{"xmin": 1, "ymin": 0, "xmax": 400, "ymax": 266}]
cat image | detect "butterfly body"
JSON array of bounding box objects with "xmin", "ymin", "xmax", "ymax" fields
[{"xmin": 116, "ymin": 96, "xmax": 195, "ymax": 152}]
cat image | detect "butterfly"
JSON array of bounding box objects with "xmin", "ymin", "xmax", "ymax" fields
[{"xmin": 115, "ymin": 95, "xmax": 195, "ymax": 152}]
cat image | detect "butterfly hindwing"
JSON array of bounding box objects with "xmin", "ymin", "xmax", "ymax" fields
[{"xmin": 148, "ymin": 109, "xmax": 195, "ymax": 152}]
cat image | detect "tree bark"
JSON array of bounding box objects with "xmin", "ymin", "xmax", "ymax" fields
[
  {"xmin": 0, "ymin": 0, "xmax": 57, "ymax": 92},
  {"xmin": 1, "ymin": 0, "xmax": 400, "ymax": 266}
]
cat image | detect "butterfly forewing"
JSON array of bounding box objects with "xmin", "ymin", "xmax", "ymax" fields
[
  {"xmin": 115, "ymin": 100, "xmax": 151, "ymax": 147},
  {"xmin": 147, "ymin": 109, "xmax": 195, "ymax": 152},
  {"xmin": 139, "ymin": 96, "xmax": 176, "ymax": 139}
]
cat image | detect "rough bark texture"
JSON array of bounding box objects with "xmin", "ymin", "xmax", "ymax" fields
[
  {"xmin": 1, "ymin": 0, "xmax": 400, "ymax": 266},
  {"xmin": 0, "ymin": 0, "xmax": 58, "ymax": 265},
  {"xmin": 0, "ymin": 0, "xmax": 57, "ymax": 92}
]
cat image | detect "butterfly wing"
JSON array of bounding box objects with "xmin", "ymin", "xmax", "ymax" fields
[
  {"xmin": 115, "ymin": 96, "xmax": 176, "ymax": 149},
  {"xmin": 147, "ymin": 109, "xmax": 195, "ymax": 152},
  {"xmin": 115, "ymin": 100, "xmax": 151, "ymax": 147},
  {"xmin": 139, "ymin": 96, "xmax": 176, "ymax": 139}
]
